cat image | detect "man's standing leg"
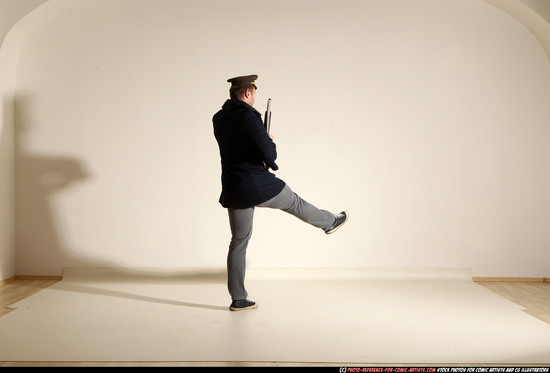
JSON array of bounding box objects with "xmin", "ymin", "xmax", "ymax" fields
[{"xmin": 227, "ymin": 207, "xmax": 257, "ymax": 310}]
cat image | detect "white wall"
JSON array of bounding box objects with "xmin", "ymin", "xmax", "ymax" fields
[
  {"xmin": 0, "ymin": 0, "xmax": 49, "ymax": 281},
  {"xmin": 5, "ymin": 0, "xmax": 550, "ymax": 278}
]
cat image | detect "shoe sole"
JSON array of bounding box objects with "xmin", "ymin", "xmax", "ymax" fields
[
  {"xmin": 325, "ymin": 211, "xmax": 349, "ymax": 235},
  {"xmin": 229, "ymin": 303, "xmax": 258, "ymax": 312}
]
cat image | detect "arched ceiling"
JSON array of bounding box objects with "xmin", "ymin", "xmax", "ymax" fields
[
  {"xmin": 2, "ymin": 0, "xmax": 550, "ymax": 61},
  {"xmin": 0, "ymin": 0, "xmax": 48, "ymax": 47},
  {"xmin": 483, "ymin": 0, "xmax": 550, "ymax": 62}
]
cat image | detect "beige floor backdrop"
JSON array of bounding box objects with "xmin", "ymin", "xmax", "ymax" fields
[{"xmin": 1, "ymin": 268, "xmax": 550, "ymax": 364}]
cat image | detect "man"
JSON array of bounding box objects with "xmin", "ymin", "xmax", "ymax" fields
[{"xmin": 213, "ymin": 75, "xmax": 348, "ymax": 311}]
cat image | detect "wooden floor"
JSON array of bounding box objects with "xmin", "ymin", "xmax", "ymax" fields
[
  {"xmin": 0, "ymin": 278, "xmax": 549, "ymax": 367},
  {"xmin": 0, "ymin": 279, "xmax": 60, "ymax": 318},
  {"xmin": 476, "ymin": 281, "xmax": 550, "ymax": 325}
]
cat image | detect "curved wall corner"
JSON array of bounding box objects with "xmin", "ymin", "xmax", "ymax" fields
[
  {"xmin": 518, "ymin": 0, "xmax": 550, "ymax": 24},
  {"xmin": 483, "ymin": 0, "xmax": 550, "ymax": 63},
  {"xmin": 0, "ymin": 0, "xmax": 49, "ymax": 48},
  {"xmin": 0, "ymin": 0, "xmax": 56, "ymax": 280}
]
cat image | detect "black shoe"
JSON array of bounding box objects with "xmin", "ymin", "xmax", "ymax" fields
[
  {"xmin": 324, "ymin": 211, "xmax": 349, "ymax": 234},
  {"xmin": 229, "ymin": 299, "xmax": 258, "ymax": 311}
]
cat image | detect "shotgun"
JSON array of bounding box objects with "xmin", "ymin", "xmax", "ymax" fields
[
  {"xmin": 263, "ymin": 98, "xmax": 278, "ymax": 171},
  {"xmin": 264, "ymin": 98, "xmax": 272, "ymax": 134}
]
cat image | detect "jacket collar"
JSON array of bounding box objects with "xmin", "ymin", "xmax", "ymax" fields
[{"xmin": 222, "ymin": 99, "xmax": 261, "ymax": 116}]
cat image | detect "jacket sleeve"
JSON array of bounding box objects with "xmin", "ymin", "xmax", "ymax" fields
[{"xmin": 242, "ymin": 111, "xmax": 279, "ymax": 170}]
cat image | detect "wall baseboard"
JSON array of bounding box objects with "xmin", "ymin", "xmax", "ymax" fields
[
  {"xmin": 3, "ymin": 273, "xmax": 548, "ymax": 285},
  {"xmin": 0, "ymin": 275, "xmax": 63, "ymax": 287},
  {"xmin": 0, "ymin": 276, "xmax": 16, "ymax": 286},
  {"xmin": 473, "ymin": 277, "xmax": 548, "ymax": 283},
  {"xmin": 15, "ymin": 275, "xmax": 63, "ymax": 281}
]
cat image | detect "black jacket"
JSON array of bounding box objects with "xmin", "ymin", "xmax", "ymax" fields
[{"xmin": 213, "ymin": 99, "xmax": 286, "ymax": 208}]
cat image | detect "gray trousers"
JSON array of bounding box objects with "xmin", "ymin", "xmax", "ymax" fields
[{"xmin": 227, "ymin": 185, "xmax": 336, "ymax": 300}]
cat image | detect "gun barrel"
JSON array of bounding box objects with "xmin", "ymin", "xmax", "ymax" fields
[{"xmin": 264, "ymin": 98, "xmax": 272, "ymax": 134}]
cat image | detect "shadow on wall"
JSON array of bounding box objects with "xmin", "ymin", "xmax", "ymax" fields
[
  {"xmin": 12, "ymin": 94, "xmax": 228, "ymax": 307},
  {"xmin": 12, "ymin": 94, "xmax": 228, "ymax": 288},
  {"xmin": 14, "ymin": 94, "xmax": 91, "ymax": 274}
]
